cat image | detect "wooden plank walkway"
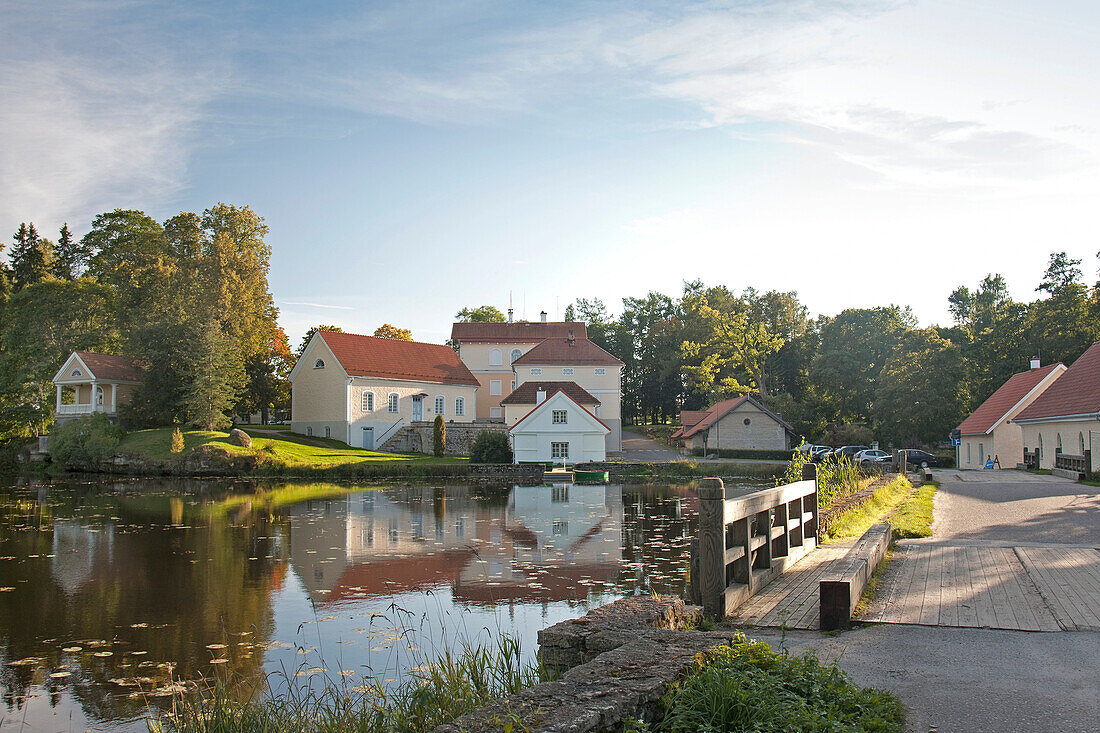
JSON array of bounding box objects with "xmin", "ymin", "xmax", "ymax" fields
[{"xmin": 730, "ymin": 541, "xmax": 1100, "ymax": 632}]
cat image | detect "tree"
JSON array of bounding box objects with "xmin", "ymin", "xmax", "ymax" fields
[
  {"xmin": 619, "ymin": 291, "xmax": 683, "ymax": 423},
  {"xmin": 52, "ymin": 224, "xmax": 88, "ymax": 280},
  {"xmin": 1037, "ymin": 252, "xmax": 1083, "ymax": 295},
  {"xmin": 237, "ymin": 328, "xmax": 294, "ymax": 423},
  {"xmin": 455, "ymin": 305, "xmax": 505, "ymax": 322},
  {"xmin": 874, "ymin": 330, "xmax": 967, "ymax": 447},
  {"xmin": 373, "ymin": 323, "xmax": 413, "ymax": 340},
  {"xmin": 298, "ymin": 324, "xmax": 343, "ymax": 355},
  {"xmin": 9, "ymin": 223, "xmax": 55, "ymax": 289},
  {"xmin": 1027, "ymin": 251, "xmax": 1098, "ymax": 366},
  {"xmin": 433, "ymin": 414, "xmax": 446, "ymax": 457},
  {"xmin": 181, "ymin": 323, "xmax": 241, "ymax": 431}
]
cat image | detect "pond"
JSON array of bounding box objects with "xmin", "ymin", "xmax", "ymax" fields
[{"xmin": 0, "ymin": 475, "xmax": 771, "ymax": 731}]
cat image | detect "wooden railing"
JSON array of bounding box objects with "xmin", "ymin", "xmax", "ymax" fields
[
  {"xmin": 1055, "ymin": 451, "xmax": 1090, "ymax": 474},
  {"xmin": 698, "ymin": 464, "xmax": 819, "ymax": 618}
]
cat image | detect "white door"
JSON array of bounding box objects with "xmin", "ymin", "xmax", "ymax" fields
[
  {"xmin": 412, "ymin": 396, "xmax": 423, "ymax": 421},
  {"xmin": 362, "ymin": 427, "xmax": 374, "ymax": 449}
]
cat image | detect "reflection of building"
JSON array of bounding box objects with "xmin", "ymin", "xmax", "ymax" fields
[
  {"xmin": 286, "ymin": 485, "xmax": 624, "ymax": 606},
  {"xmin": 50, "ymin": 520, "xmax": 115, "ymax": 594}
]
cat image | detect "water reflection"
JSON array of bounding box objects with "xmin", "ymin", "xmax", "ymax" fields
[{"xmin": 0, "ymin": 476, "xmax": 767, "ymax": 731}]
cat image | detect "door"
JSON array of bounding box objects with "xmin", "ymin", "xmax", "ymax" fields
[
  {"xmin": 362, "ymin": 427, "xmax": 374, "ymax": 449},
  {"xmin": 412, "ymin": 396, "xmax": 423, "ymax": 421}
]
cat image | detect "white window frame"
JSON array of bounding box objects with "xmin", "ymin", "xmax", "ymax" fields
[
  {"xmin": 490, "ymin": 380, "xmax": 502, "ymax": 396},
  {"xmin": 387, "ymin": 393, "xmax": 399, "ymax": 413},
  {"xmin": 594, "ymin": 368, "xmax": 606, "ymax": 376},
  {"xmin": 71, "ymin": 369, "xmax": 82, "ymax": 377},
  {"xmin": 362, "ymin": 392, "xmax": 374, "ymax": 412},
  {"xmin": 307, "ymin": 426, "xmax": 313, "ymax": 436},
  {"xmin": 455, "ymin": 397, "xmax": 465, "ymax": 416},
  {"xmin": 313, "ymin": 359, "xmax": 325, "ymax": 369},
  {"xmin": 434, "ymin": 395, "xmax": 445, "ymax": 415},
  {"xmin": 489, "ymin": 349, "xmax": 503, "ymax": 366},
  {"xmin": 551, "ymin": 442, "xmax": 569, "ymax": 459},
  {"xmin": 530, "ymin": 368, "xmax": 542, "ymax": 376},
  {"xmin": 561, "ymin": 368, "xmax": 574, "ymax": 376},
  {"xmin": 552, "ymin": 409, "xmax": 567, "ymax": 424},
  {"xmin": 490, "ymin": 406, "xmax": 502, "ymax": 419},
  {"xmin": 510, "ymin": 349, "xmax": 522, "ymax": 364},
  {"xmin": 325, "ymin": 426, "xmax": 331, "ymax": 438}
]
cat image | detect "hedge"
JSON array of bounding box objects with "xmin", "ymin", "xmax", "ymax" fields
[{"xmin": 690, "ymin": 448, "xmax": 794, "ymax": 461}]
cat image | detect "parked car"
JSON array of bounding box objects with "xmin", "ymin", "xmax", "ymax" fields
[
  {"xmin": 834, "ymin": 445, "xmax": 871, "ymax": 461},
  {"xmin": 810, "ymin": 446, "xmax": 835, "ymax": 462},
  {"xmin": 856, "ymin": 449, "xmax": 892, "ymax": 465},
  {"xmin": 899, "ymin": 449, "xmax": 936, "ymax": 468}
]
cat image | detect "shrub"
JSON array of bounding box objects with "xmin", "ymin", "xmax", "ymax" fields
[
  {"xmin": 170, "ymin": 427, "xmax": 185, "ymax": 454},
  {"xmin": 49, "ymin": 414, "xmax": 125, "ymax": 468},
  {"xmin": 658, "ymin": 635, "xmax": 905, "ymax": 732},
  {"xmin": 433, "ymin": 415, "xmax": 446, "ymax": 457},
  {"xmin": 469, "ymin": 430, "xmax": 512, "ymax": 464}
]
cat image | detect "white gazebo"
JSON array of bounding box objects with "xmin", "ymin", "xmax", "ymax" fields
[{"xmin": 52, "ymin": 352, "xmax": 143, "ymax": 422}]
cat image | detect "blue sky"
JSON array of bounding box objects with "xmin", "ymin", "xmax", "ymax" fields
[{"xmin": 3, "ymin": 0, "xmax": 1099, "ymax": 343}]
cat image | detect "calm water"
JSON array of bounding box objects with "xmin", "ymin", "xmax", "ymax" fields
[{"xmin": 0, "ymin": 475, "xmax": 769, "ymax": 731}]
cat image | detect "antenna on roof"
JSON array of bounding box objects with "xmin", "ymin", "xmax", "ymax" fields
[{"xmin": 508, "ymin": 291, "xmax": 514, "ymax": 323}]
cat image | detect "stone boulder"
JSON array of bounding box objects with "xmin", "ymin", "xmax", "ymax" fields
[{"xmin": 228, "ymin": 428, "xmax": 252, "ymax": 448}]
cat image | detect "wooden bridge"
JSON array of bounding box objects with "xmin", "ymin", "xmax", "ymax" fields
[{"xmin": 697, "ymin": 468, "xmax": 1100, "ymax": 632}]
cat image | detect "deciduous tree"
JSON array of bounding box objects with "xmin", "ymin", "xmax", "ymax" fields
[
  {"xmin": 455, "ymin": 305, "xmax": 505, "ymax": 322},
  {"xmin": 373, "ymin": 323, "xmax": 412, "ymax": 340}
]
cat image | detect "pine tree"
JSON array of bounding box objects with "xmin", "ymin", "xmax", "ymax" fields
[
  {"xmin": 10, "ymin": 223, "xmax": 54, "ymax": 289},
  {"xmin": 182, "ymin": 323, "xmax": 241, "ymax": 431},
  {"xmin": 52, "ymin": 223, "xmax": 85, "ymax": 279}
]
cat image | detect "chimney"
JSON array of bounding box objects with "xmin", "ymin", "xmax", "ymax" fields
[
  {"xmin": 1030, "ymin": 356, "xmax": 1041, "ymax": 370},
  {"xmin": 540, "ymin": 310, "xmax": 547, "ymax": 323},
  {"xmin": 536, "ymin": 388, "xmax": 546, "ymax": 404},
  {"xmin": 568, "ymin": 329, "xmax": 575, "ymax": 345},
  {"xmin": 507, "ymin": 307, "xmax": 513, "ymax": 323}
]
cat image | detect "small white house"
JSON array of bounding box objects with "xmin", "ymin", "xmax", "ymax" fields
[
  {"xmin": 509, "ymin": 390, "xmax": 609, "ymax": 464},
  {"xmin": 52, "ymin": 351, "xmax": 143, "ymax": 423}
]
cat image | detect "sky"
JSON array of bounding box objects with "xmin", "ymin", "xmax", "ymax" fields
[{"xmin": 2, "ymin": 0, "xmax": 1099, "ymax": 344}]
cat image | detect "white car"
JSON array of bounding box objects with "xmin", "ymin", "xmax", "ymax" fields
[{"xmin": 856, "ymin": 449, "xmax": 892, "ymax": 465}]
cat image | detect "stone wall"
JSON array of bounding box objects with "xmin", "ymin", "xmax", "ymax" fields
[{"xmin": 383, "ymin": 421, "xmax": 509, "ymax": 456}]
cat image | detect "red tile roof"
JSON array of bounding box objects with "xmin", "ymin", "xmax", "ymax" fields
[
  {"xmin": 499, "ymin": 381, "xmax": 600, "ymax": 406},
  {"xmin": 1015, "ymin": 342, "xmax": 1100, "ymax": 421},
  {"xmin": 317, "ymin": 331, "xmax": 480, "ymax": 386},
  {"xmin": 679, "ymin": 411, "xmax": 707, "ymax": 428},
  {"xmin": 450, "ymin": 321, "xmax": 587, "ymax": 343},
  {"xmin": 511, "ymin": 337, "xmax": 623, "ymax": 366},
  {"xmin": 74, "ymin": 352, "xmax": 143, "ymax": 382},
  {"xmin": 681, "ymin": 395, "xmax": 794, "ymax": 439},
  {"xmin": 956, "ymin": 363, "xmax": 1064, "ymax": 434}
]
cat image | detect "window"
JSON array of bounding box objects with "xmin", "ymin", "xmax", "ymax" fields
[
  {"xmin": 313, "ymin": 359, "xmax": 325, "ymax": 369},
  {"xmin": 455, "ymin": 397, "xmax": 465, "ymax": 416},
  {"xmin": 490, "ymin": 406, "xmax": 502, "ymax": 418},
  {"xmin": 325, "ymin": 426, "xmax": 331, "ymax": 438},
  {"xmin": 510, "ymin": 349, "xmax": 522, "ymax": 364},
  {"xmin": 362, "ymin": 392, "xmax": 374, "ymax": 412},
  {"xmin": 70, "ymin": 369, "xmax": 82, "ymax": 377},
  {"xmin": 551, "ymin": 442, "xmax": 569, "ymax": 458},
  {"xmin": 562, "ymin": 368, "xmax": 574, "ymax": 376},
  {"xmin": 552, "ymin": 410, "xmax": 567, "ymax": 424},
  {"xmin": 967, "ymin": 443, "xmax": 971, "ymax": 464},
  {"xmin": 307, "ymin": 426, "xmax": 313, "ymax": 436},
  {"xmin": 594, "ymin": 368, "xmax": 606, "ymax": 376},
  {"xmin": 1038, "ymin": 434, "xmax": 1043, "ymax": 460},
  {"xmin": 435, "ymin": 395, "xmax": 445, "ymax": 414},
  {"xmin": 743, "ymin": 418, "xmax": 751, "ymax": 426},
  {"xmin": 511, "ymin": 380, "xmax": 516, "ymax": 390},
  {"xmin": 979, "ymin": 443, "xmax": 984, "ymax": 462},
  {"xmin": 530, "ymin": 368, "xmax": 542, "ymax": 376},
  {"xmin": 388, "ymin": 393, "xmax": 399, "ymax": 413},
  {"xmin": 489, "ymin": 349, "xmax": 502, "ymax": 366},
  {"xmin": 490, "ymin": 380, "xmax": 502, "ymax": 396},
  {"xmin": 1081, "ymin": 433, "xmax": 1086, "ymax": 455}
]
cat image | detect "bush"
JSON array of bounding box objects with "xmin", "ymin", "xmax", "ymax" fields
[
  {"xmin": 49, "ymin": 414, "xmax": 125, "ymax": 468},
  {"xmin": 170, "ymin": 427, "xmax": 185, "ymax": 454},
  {"xmin": 469, "ymin": 430, "xmax": 512, "ymax": 464},
  {"xmin": 658, "ymin": 635, "xmax": 905, "ymax": 732},
  {"xmin": 433, "ymin": 415, "xmax": 446, "ymax": 457}
]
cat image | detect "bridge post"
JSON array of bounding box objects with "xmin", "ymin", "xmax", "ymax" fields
[
  {"xmin": 698, "ymin": 478, "xmax": 726, "ymax": 618},
  {"xmin": 802, "ymin": 462, "xmax": 819, "ymax": 541}
]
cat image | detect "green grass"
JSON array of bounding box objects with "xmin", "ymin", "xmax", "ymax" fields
[
  {"xmin": 890, "ymin": 480, "xmax": 937, "ymax": 539},
  {"xmin": 116, "ymin": 428, "xmax": 467, "ymax": 477},
  {"xmin": 157, "ymin": 635, "xmax": 544, "ymax": 733},
  {"xmin": 205, "ymin": 482, "xmax": 379, "ymax": 518},
  {"xmin": 823, "ymin": 475, "xmax": 914, "ymax": 543},
  {"xmin": 652, "ymin": 635, "xmax": 905, "ymax": 732}
]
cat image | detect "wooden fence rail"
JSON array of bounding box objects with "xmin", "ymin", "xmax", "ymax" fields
[
  {"xmin": 698, "ymin": 464, "xmax": 819, "ymax": 618},
  {"xmin": 1055, "ymin": 451, "xmax": 1090, "ymax": 474}
]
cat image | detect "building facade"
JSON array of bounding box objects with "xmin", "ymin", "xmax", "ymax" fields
[
  {"xmin": 672, "ymin": 395, "xmax": 794, "ymax": 453},
  {"xmin": 508, "ymin": 390, "xmax": 610, "ymax": 463},
  {"xmin": 291, "ymin": 331, "xmax": 479, "ymax": 448},
  {"xmin": 52, "ymin": 352, "xmax": 143, "ymax": 423}
]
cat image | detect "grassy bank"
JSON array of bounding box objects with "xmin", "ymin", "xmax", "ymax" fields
[
  {"xmin": 890, "ymin": 480, "xmax": 937, "ymax": 539},
  {"xmin": 113, "ymin": 427, "xmax": 471, "ymax": 478},
  {"xmin": 611, "ymin": 460, "xmax": 786, "ymax": 481},
  {"xmin": 644, "ymin": 635, "xmax": 905, "ymax": 732},
  {"xmin": 822, "ymin": 475, "xmax": 937, "ymax": 543}
]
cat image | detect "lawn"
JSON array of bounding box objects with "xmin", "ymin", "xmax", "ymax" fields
[{"xmin": 117, "ymin": 427, "xmax": 467, "ymax": 476}]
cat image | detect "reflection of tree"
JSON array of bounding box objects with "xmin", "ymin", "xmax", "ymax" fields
[
  {"xmin": 0, "ymin": 477, "xmax": 287, "ymax": 724},
  {"xmin": 620, "ymin": 486, "xmax": 698, "ymax": 597}
]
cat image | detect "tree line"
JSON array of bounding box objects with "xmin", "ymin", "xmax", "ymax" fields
[
  {"xmin": 541, "ymin": 252, "xmax": 1099, "ymax": 447},
  {"xmin": 0, "ymin": 207, "xmax": 290, "ymax": 436}
]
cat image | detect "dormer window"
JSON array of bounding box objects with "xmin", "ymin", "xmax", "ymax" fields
[
  {"xmin": 70, "ymin": 369, "xmax": 83, "ymax": 378},
  {"xmin": 313, "ymin": 359, "xmax": 325, "ymax": 369}
]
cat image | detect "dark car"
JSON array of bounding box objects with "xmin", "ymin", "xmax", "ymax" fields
[
  {"xmin": 834, "ymin": 445, "xmax": 871, "ymax": 461},
  {"xmin": 899, "ymin": 449, "xmax": 936, "ymax": 468}
]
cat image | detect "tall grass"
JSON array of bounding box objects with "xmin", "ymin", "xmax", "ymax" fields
[
  {"xmin": 778, "ymin": 451, "xmax": 867, "ymax": 508},
  {"xmin": 154, "ymin": 635, "xmax": 544, "ymax": 733}
]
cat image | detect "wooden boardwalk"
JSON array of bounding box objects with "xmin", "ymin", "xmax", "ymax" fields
[{"xmin": 730, "ymin": 540, "xmax": 1100, "ymax": 632}]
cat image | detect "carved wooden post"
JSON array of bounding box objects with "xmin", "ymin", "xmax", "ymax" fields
[
  {"xmin": 698, "ymin": 478, "xmax": 726, "ymax": 618},
  {"xmin": 802, "ymin": 462, "xmax": 819, "ymax": 541}
]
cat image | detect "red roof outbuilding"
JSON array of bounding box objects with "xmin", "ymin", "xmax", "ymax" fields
[
  {"xmin": 1015, "ymin": 342, "xmax": 1100, "ymax": 422},
  {"xmin": 315, "ymin": 331, "xmax": 480, "ymax": 386},
  {"xmin": 956, "ymin": 363, "xmax": 1064, "ymax": 435}
]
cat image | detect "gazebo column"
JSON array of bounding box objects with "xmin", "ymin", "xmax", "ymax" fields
[
  {"xmin": 56, "ymin": 384, "xmax": 62, "ymax": 413},
  {"xmin": 111, "ymin": 384, "xmax": 117, "ymax": 413}
]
